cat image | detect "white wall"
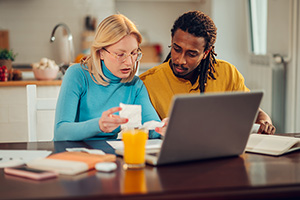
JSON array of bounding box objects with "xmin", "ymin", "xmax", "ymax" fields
[
  {"xmin": 267, "ymin": 0, "xmax": 291, "ymax": 133},
  {"xmin": 1, "ymin": 0, "xmax": 240, "ymax": 69},
  {"xmin": 211, "ymin": 0, "xmax": 299, "ymax": 133},
  {"xmin": 211, "ymin": 0, "xmax": 248, "ymax": 75},
  {"xmin": 115, "ymin": 0, "xmax": 211, "ymax": 61},
  {"xmin": 0, "ymin": 0, "xmax": 210, "ymax": 66},
  {"xmin": 0, "ymin": 0, "xmax": 114, "ymax": 65}
]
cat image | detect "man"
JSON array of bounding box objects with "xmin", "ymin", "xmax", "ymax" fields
[{"xmin": 139, "ymin": 10, "xmax": 275, "ymax": 134}]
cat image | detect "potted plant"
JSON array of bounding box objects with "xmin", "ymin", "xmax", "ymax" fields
[{"xmin": 0, "ymin": 48, "xmax": 17, "ymax": 70}]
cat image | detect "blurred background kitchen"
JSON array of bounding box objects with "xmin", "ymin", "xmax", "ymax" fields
[{"xmin": 0, "ymin": 0, "xmax": 299, "ymax": 142}]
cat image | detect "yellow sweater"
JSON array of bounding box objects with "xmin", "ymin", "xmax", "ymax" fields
[{"xmin": 139, "ymin": 59, "xmax": 250, "ymax": 119}]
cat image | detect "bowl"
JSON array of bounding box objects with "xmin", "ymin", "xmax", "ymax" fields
[{"xmin": 32, "ymin": 67, "xmax": 59, "ymax": 80}]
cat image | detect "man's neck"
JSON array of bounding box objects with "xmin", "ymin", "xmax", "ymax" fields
[{"xmin": 185, "ymin": 69, "xmax": 199, "ymax": 85}]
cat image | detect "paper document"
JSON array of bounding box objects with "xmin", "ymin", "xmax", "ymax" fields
[
  {"xmin": 0, "ymin": 150, "xmax": 52, "ymax": 168},
  {"xmin": 246, "ymin": 134, "xmax": 300, "ymax": 156},
  {"xmin": 27, "ymin": 151, "xmax": 116, "ymax": 175},
  {"xmin": 119, "ymin": 103, "xmax": 164, "ymax": 130},
  {"xmin": 107, "ymin": 139, "xmax": 162, "ymax": 150},
  {"xmin": 251, "ymin": 123, "xmax": 260, "ymax": 133}
]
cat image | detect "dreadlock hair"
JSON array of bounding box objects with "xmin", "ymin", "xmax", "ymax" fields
[{"xmin": 166, "ymin": 10, "xmax": 217, "ymax": 93}]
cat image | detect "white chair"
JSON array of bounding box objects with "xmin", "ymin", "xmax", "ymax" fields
[{"xmin": 26, "ymin": 84, "xmax": 57, "ymax": 142}]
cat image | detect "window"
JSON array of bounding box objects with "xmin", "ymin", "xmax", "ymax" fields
[{"xmin": 248, "ymin": 0, "xmax": 268, "ymax": 55}]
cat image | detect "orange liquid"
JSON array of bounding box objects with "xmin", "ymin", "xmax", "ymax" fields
[
  {"xmin": 122, "ymin": 129, "xmax": 148, "ymax": 165},
  {"xmin": 123, "ymin": 169, "xmax": 146, "ymax": 193}
]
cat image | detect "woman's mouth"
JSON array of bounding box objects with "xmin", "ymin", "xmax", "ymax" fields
[{"xmin": 120, "ymin": 68, "xmax": 131, "ymax": 74}]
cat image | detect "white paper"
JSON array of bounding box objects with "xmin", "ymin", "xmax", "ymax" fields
[
  {"xmin": 107, "ymin": 139, "xmax": 163, "ymax": 150},
  {"xmin": 0, "ymin": 150, "xmax": 52, "ymax": 168},
  {"xmin": 119, "ymin": 103, "xmax": 142, "ymax": 129},
  {"xmin": 118, "ymin": 103, "xmax": 164, "ymax": 139},
  {"xmin": 66, "ymin": 148, "xmax": 105, "ymax": 155},
  {"xmin": 139, "ymin": 120, "xmax": 164, "ymax": 130},
  {"xmin": 251, "ymin": 123, "xmax": 261, "ymax": 133}
]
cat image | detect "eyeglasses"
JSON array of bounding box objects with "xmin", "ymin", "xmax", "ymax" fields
[{"xmin": 102, "ymin": 48, "xmax": 143, "ymax": 63}]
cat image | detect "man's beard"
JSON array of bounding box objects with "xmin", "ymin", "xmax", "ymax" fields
[{"xmin": 170, "ymin": 61, "xmax": 199, "ymax": 79}]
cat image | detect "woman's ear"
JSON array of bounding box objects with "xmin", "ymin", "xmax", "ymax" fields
[{"xmin": 99, "ymin": 50, "xmax": 104, "ymax": 60}]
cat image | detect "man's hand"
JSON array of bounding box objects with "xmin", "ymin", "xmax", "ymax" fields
[
  {"xmin": 256, "ymin": 108, "xmax": 276, "ymax": 134},
  {"xmin": 257, "ymin": 120, "xmax": 276, "ymax": 135}
]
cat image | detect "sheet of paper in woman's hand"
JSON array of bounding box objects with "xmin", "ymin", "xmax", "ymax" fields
[
  {"xmin": 141, "ymin": 120, "xmax": 164, "ymax": 130},
  {"xmin": 119, "ymin": 103, "xmax": 142, "ymax": 128}
]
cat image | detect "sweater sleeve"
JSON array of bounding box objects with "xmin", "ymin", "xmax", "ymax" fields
[
  {"xmin": 134, "ymin": 78, "xmax": 162, "ymax": 139},
  {"xmin": 233, "ymin": 68, "xmax": 250, "ymax": 92},
  {"xmin": 54, "ymin": 65, "xmax": 102, "ymax": 141}
]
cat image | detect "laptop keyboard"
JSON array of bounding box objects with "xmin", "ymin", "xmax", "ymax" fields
[
  {"xmin": 147, "ymin": 152, "xmax": 159, "ymax": 156},
  {"xmin": 146, "ymin": 148, "xmax": 160, "ymax": 157}
]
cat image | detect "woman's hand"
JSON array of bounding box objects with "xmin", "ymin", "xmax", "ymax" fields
[
  {"xmin": 155, "ymin": 118, "xmax": 169, "ymax": 136},
  {"xmin": 257, "ymin": 120, "xmax": 276, "ymax": 135},
  {"xmin": 99, "ymin": 107, "xmax": 128, "ymax": 133}
]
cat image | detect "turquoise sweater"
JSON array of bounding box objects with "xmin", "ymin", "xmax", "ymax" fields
[{"xmin": 54, "ymin": 62, "xmax": 161, "ymax": 141}]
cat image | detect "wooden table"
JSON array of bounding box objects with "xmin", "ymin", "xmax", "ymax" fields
[{"xmin": 1, "ymin": 135, "xmax": 300, "ymax": 200}]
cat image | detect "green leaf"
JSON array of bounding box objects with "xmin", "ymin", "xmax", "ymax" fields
[{"xmin": 0, "ymin": 48, "xmax": 17, "ymax": 61}]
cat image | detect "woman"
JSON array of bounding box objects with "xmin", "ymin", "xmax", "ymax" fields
[{"xmin": 54, "ymin": 14, "xmax": 161, "ymax": 141}]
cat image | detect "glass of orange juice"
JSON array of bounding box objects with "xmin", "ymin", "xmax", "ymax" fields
[{"xmin": 122, "ymin": 128, "xmax": 148, "ymax": 169}]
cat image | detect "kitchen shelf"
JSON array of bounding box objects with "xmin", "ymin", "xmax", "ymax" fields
[{"xmin": 0, "ymin": 80, "xmax": 62, "ymax": 87}]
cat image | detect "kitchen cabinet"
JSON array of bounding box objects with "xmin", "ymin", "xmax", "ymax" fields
[{"xmin": 0, "ymin": 82, "xmax": 60, "ymax": 143}]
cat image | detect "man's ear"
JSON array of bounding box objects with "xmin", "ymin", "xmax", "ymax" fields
[
  {"xmin": 203, "ymin": 48, "xmax": 211, "ymax": 60},
  {"xmin": 202, "ymin": 52, "xmax": 209, "ymax": 60}
]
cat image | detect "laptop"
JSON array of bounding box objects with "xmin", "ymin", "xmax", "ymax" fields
[{"xmin": 117, "ymin": 91, "xmax": 263, "ymax": 166}]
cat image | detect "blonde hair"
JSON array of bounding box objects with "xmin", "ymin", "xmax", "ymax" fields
[{"xmin": 81, "ymin": 14, "xmax": 142, "ymax": 86}]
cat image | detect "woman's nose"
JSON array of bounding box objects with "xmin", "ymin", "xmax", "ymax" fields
[{"xmin": 123, "ymin": 55, "xmax": 134, "ymax": 65}]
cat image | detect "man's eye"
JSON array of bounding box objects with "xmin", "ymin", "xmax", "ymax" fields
[
  {"xmin": 173, "ymin": 47, "xmax": 181, "ymax": 53},
  {"xmin": 187, "ymin": 53, "xmax": 198, "ymax": 57},
  {"xmin": 131, "ymin": 52, "xmax": 138, "ymax": 56}
]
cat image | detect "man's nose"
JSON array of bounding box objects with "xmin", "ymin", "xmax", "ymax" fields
[{"xmin": 177, "ymin": 53, "xmax": 187, "ymax": 65}]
